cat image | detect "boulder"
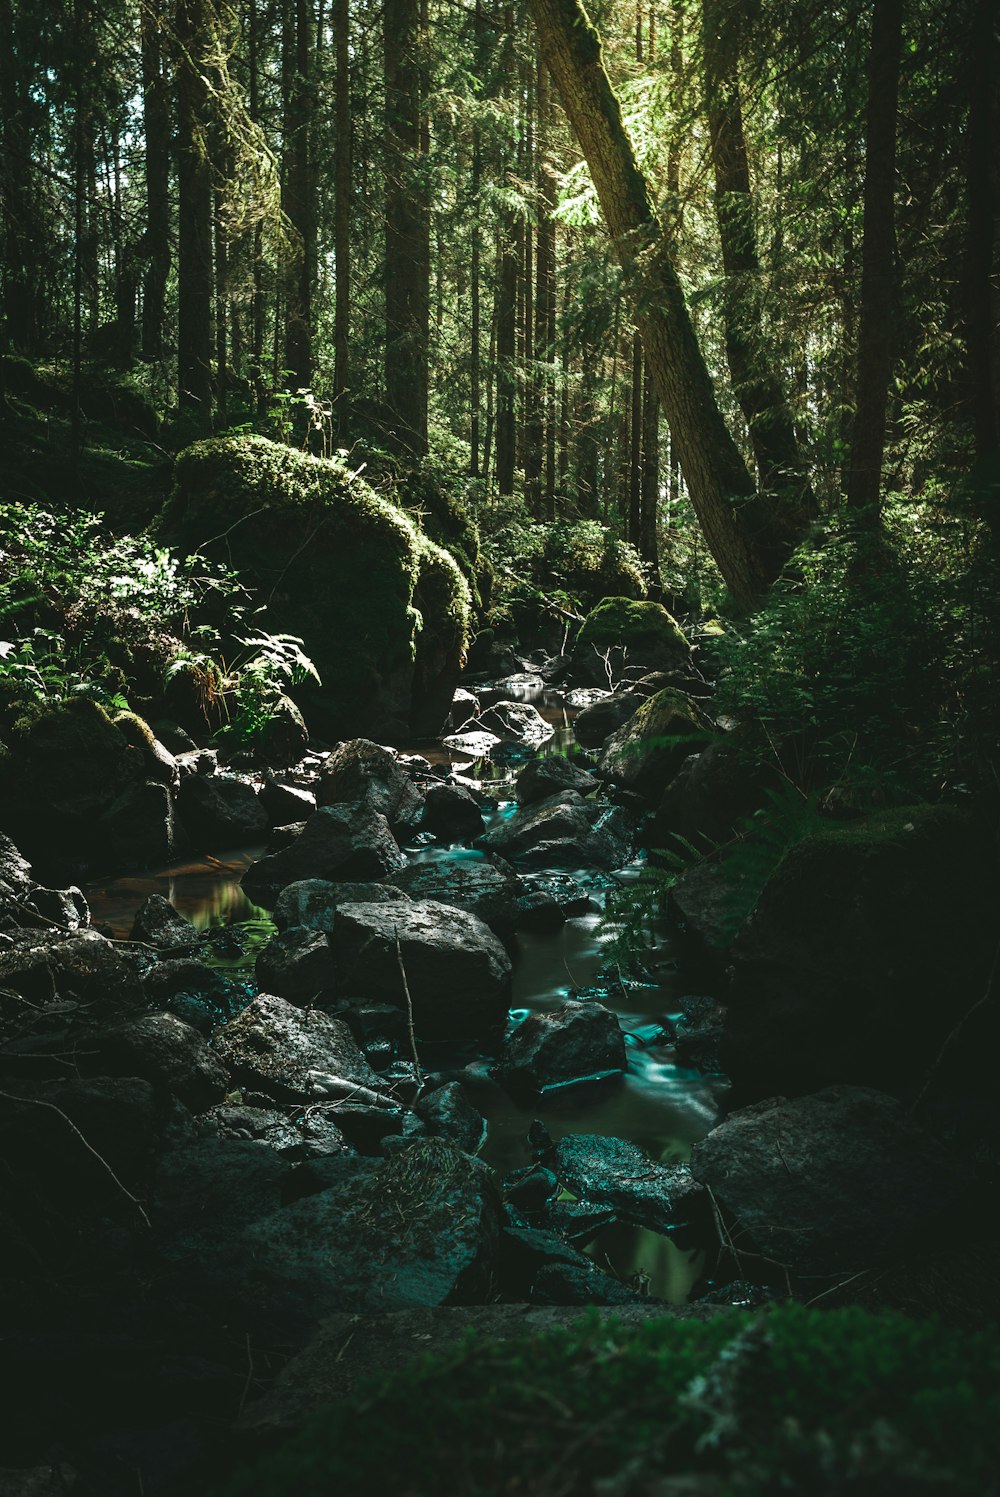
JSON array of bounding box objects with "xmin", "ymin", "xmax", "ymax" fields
[
  {"xmin": 552, "ymin": 1134, "xmax": 706, "ymax": 1236},
  {"xmin": 259, "ymin": 776, "xmax": 317, "ymax": 827},
  {"xmin": 98, "ymin": 778, "xmax": 184, "ymax": 871},
  {"xmin": 498, "ymin": 1002, "xmax": 626, "ymax": 1094},
  {"xmin": 721, "ymin": 805, "xmax": 1000, "ymax": 1100},
  {"xmin": 514, "ymin": 756, "xmax": 595, "ymax": 806},
  {"xmin": 93, "ymin": 1012, "xmax": 229, "ymax": 1112},
  {"xmin": 241, "ymin": 805, "xmax": 404, "ymax": 906},
  {"xmin": 420, "ymin": 782, "xmax": 484, "ymax": 841},
  {"xmin": 572, "ymin": 690, "xmax": 644, "ymax": 749},
  {"xmin": 161, "ymin": 435, "xmax": 470, "ymax": 738},
  {"xmin": 176, "ymin": 772, "xmax": 269, "ymax": 849},
  {"xmin": 273, "ymin": 878, "xmax": 410, "ymax": 933},
  {"xmin": 690, "ymin": 1087, "xmax": 975, "ymax": 1281},
  {"xmin": 474, "ymin": 790, "xmax": 636, "ymax": 870},
  {"xmin": 415, "ymin": 1081, "xmax": 486, "ymax": 1154},
  {"xmin": 255, "ymin": 926, "xmax": 337, "ymax": 1002},
  {"xmin": 130, "ymin": 893, "xmax": 198, "ymax": 948},
  {"xmin": 194, "ymin": 1103, "xmax": 353, "ymax": 1160},
  {"xmin": 472, "ymin": 701, "xmax": 553, "ymax": 746},
  {"xmin": 142, "ymin": 956, "xmax": 239, "ymax": 1031},
  {"xmin": 213, "ymin": 993, "xmax": 382, "ymax": 1102},
  {"xmin": 19, "ymin": 884, "xmax": 90, "ymax": 932},
  {"xmin": 0, "ymin": 833, "xmax": 33, "ymax": 910},
  {"xmin": 599, "ymin": 689, "xmax": 713, "ymax": 801},
  {"xmin": 440, "ymin": 727, "xmax": 502, "ymax": 758},
  {"xmin": 572, "ymin": 597, "xmax": 690, "ymax": 685},
  {"xmin": 668, "ymin": 857, "xmax": 755, "ymax": 986},
  {"xmin": 0, "ymin": 928, "xmax": 144, "ymax": 1038},
  {"xmin": 318, "ymin": 739, "xmax": 424, "ymax": 834},
  {"xmin": 653, "ymin": 738, "xmax": 764, "ymax": 847},
  {"xmin": 387, "ymin": 853, "xmax": 550, "ymax": 939},
  {"xmin": 258, "ymin": 693, "xmax": 310, "ymax": 768},
  {"xmin": 328, "ymin": 899, "xmax": 512, "ymax": 1044}
]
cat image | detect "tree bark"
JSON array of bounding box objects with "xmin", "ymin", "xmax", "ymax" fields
[
  {"xmin": 846, "ymin": 0, "xmax": 904, "ymax": 516},
  {"xmin": 282, "ymin": 0, "xmax": 314, "ymax": 390},
  {"xmin": 496, "ymin": 224, "xmax": 518, "ymax": 495},
  {"xmin": 176, "ymin": 0, "xmax": 215, "ymax": 425},
  {"xmin": 639, "ymin": 354, "xmax": 659, "ymax": 570},
  {"xmin": 334, "ymin": 0, "xmax": 351, "ymax": 413},
  {"xmin": 526, "ymin": 0, "xmax": 794, "ymax": 605},
  {"xmin": 964, "ymin": 0, "xmax": 999, "ymax": 466},
  {"xmin": 140, "ymin": 0, "xmax": 171, "ymax": 361}
]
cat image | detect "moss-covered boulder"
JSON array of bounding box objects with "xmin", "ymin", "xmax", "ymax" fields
[
  {"xmin": 572, "ymin": 596, "xmax": 689, "ymax": 685},
  {"xmin": 160, "ymin": 436, "xmax": 471, "ymax": 739},
  {"xmin": 723, "ymin": 804, "xmax": 1000, "ymax": 1101},
  {"xmin": 599, "ymin": 688, "xmax": 713, "ymax": 801}
]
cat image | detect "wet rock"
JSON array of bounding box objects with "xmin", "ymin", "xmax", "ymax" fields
[
  {"xmin": 440, "ymin": 727, "xmax": 502, "ymax": 758},
  {"xmin": 176, "ymin": 772, "xmax": 269, "ymax": 849},
  {"xmin": 474, "ymin": 790, "xmax": 636, "ymax": 871},
  {"xmin": 653, "ymin": 739, "xmax": 764, "ymax": 848},
  {"xmin": 142, "ymin": 956, "xmax": 233, "ymax": 1014},
  {"xmin": 668, "ymin": 858, "xmax": 754, "ymax": 986},
  {"xmin": 213, "ymin": 993, "xmax": 382, "ymax": 1102},
  {"xmin": 100, "ymin": 778, "xmax": 184, "ymax": 869},
  {"xmin": 130, "ymin": 893, "xmax": 198, "ymax": 948},
  {"xmin": 514, "ymin": 755, "xmax": 595, "ymax": 807},
  {"xmin": 519, "ymin": 871, "xmax": 593, "ymax": 918},
  {"xmin": 572, "ymin": 690, "xmax": 644, "ymax": 749},
  {"xmin": 318, "ymin": 738, "xmax": 424, "ymax": 834},
  {"xmin": 503, "ymin": 1166, "xmax": 559, "ymax": 1214},
  {"xmin": 387, "ymin": 852, "xmax": 536, "ymax": 939},
  {"xmin": 465, "ymin": 633, "xmax": 522, "ymax": 677},
  {"xmin": 552, "ymin": 1134, "xmax": 706, "ymax": 1235},
  {"xmin": 420, "ymin": 782, "xmax": 484, "ymax": 841},
  {"xmin": 416, "ymin": 1081, "xmax": 486, "ymax": 1155},
  {"xmin": 195, "ymin": 1104, "xmax": 303, "ymax": 1151},
  {"xmin": 21, "ymin": 884, "xmax": 90, "ymax": 931},
  {"xmin": 472, "ymin": 700, "xmax": 553, "ymax": 746},
  {"xmin": 476, "ymin": 673, "xmax": 545, "ymax": 709},
  {"xmin": 241, "ymin": 805, "xmax": 404, "ymax": 906},
  {"xmin": 328, "ymin": 899, "xmax": 512, "ymax": 1044},
  {"xmin": 273, "ymin": 878, "xmax": 410, "ymax": 933},
  {"xmin": 0, "ymin": 928, "xmax": 144, "ymax": 1032},
  {"xmin": 531, "ymin": 1259, "xmax": 652, "ymax": 1306},
  {"xmin": 448, "ymin": 687, "xmax": 479, "ymax": 722},
  {"xmin": 673, "ymin": 996, "xmax": 727, "ymax": 1073},
  {"xmin": 259, "ymin": 776, "xmax": 317, "ymax": 827},
  {"xmin": 690, "ymin": 1087, "xmax": 976, "ymax": 1281},
  {"xmin": 93, "ymin": 1012, "xmax": 229, "ymax": 1112},
  {"xmin": 255, "ymin": 926, "xmax": 336, "ymax": 1002},
  {"xmin": 319, "ymin": 1101, "xmax": 424, "ymax": 1155},
  {"xmin": 499, "ymin": 1002, "xmax": 626, "ymax": 1094},
  {"xmin": 599, "ymin": 689, "xmax": 714, "ymax": 802},
  {"xmin": 259, "ymin": 693, "xmax": 310, "ymax": 768}
]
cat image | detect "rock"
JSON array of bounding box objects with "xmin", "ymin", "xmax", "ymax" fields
[
  {"xmin": 0, "ymin": 928, "xmax": 144, "ymax": 1035},
  {"xmin": 0, "ymin": 833, "xmax": 34, "ymax": 908},
  {"xmin": 673, "ymin": 996, "xmax": 727, "ymax": 1074},
  {"xmin": 273, "ymin": 878, "xmax": 410, "ymax": 933},
  {"xmin": 213, "ymin": 993, "xmax": 382, "ymax": 1102},
  {"xmin": 21, "ymin": 884, "xmax": 90, "ymax": 931},
  {"xmin": 416, "ymin": 1081, "xmax": 486, "ymax": 1154},
  {"xmin": 552, "ymin": 1135, "xmax": 706, "ymax": 1235},
  {"xmin": 154, "ymin": 1136, "xmax": 291, "ymax": 1248},
  {"xmin": 130, "ymin": 893, "xmax": 198, "ymax": 948},
  {"xmin": 254, "ymin": 925, "xmax": 336, "ymax": 1002},
  {"xmin": 387, "ymin": 853, "xmax": 546, "ymax": 939},
  {"xmin": 152, "ymin": 721, "xmax": 197, "ymax": 755},
  {"xmin": 259, "ymin": 693, "xmax": 310, "ymax": 768},
  {"xmin": 195, "ymin": 1104, "xmax": 303, "ymax": 1151},
  {"xmin": 93, "ymin": 1012, "xmax": 229, "ymax": 1112},
  {"xmin": 420, "ymin": 782, "xmax": 484, "ymax": 841},
  {"xmin": 474, "ymin": 790, "xmax": 636, "ymax": 871},
  {"xmin": 722, "ymin": 805, "xmax": 1000, "ymax": 1100},
  {"xmin": 312, "ymin": 1101, "xmax": 423, "ymax": 1155},
  {"xmin": 499, "ymin": 1002, "xmax": 626, "ymax": 1094},
  {"xmin": 100, "ymin": 778, "xmax": 185, "ymax": 870},
  {"xmin": 241, "ymin": 805, "xmax": 404, "ymax": 906},
  {"xmin": 176, "ymin": 772, "xmax": 269, "ymax": 849},
  {"xmin": 668, "ymin": 857, "xmax": 755, "ymax": 985},
  {"xmin": 653, "ymin": 739, "xmax": 764, "ymax": 848},
  {"xmin": 470, "ymin": 700, "xmax": 553, "ymax": 746},
  {"xmin": 440, "ymin": 728, "xmax": 502, "ymax": 758},
  {"xmin": 259, "ymin": 777, "xmax": 317, "ymax": 827},
  {"xmin": 448, "ymin": 687, "xmax": 479, "ymax": 723},
  {"xmin": 572, "ymin": 597, "xmax": 690, "ymax": 685},
  {"xmin": 476, "ymin": 672, "xmax": 545, "ymax": 708},
  {"xmin": 328, "ymin": 899, "xmax": 512, "ymax": 1044},
  {"xmin": 318, "ymin": 739, "xmax": 424, "ymax": 834},
  {"xmin": 572, "ymin": 689, "xmax": 644, "ymax": 749},
  {"xmin": 465, "ymin": 632, "xmax": 522, "ymax": 678},
  {"xmin": 690, "ymin": 1087, "xmax": 976, "ymax": 1281},
  {"xmin": 531, "ymin": 1260, "xmax": 652, "ymax": 1306},
  {"xmin": 504, "ymin": 1166, "xmax": 559, "ymax": 1214},
  {"xmin": 514, "ymin": 756, "xmax": 596, "ymax": 808},
  {"xmin": 599, "ymin": 689, "xmax": 713, "ymax": 801},
  {"xmin": 141, "ymin": 957, "xmax": 238, "ymax": 1031}
]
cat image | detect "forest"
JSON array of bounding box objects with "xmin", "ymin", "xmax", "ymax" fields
[{"xmin": 1, "ymin": 0, "xmax": 999, "ymax": 1492}]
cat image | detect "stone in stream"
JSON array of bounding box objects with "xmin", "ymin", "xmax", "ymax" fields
[
  {"xmin": 176, "ymin": 771, "xmax": 269, "ymax": 848},
  {"xmin": 420, "ymin": 781, "xmax": 484, "ymax": 841},
  {"xmin": 415, "ymin": 1080, "xmax": 487, "ymax": 1155},
  {"xmin": 90, "ymin": 1011, "xmax": 229, "ymax": 1113},
  {"xmin": 514, "ymin": 755, "xmax": 596, "ymax": 807},
  {"xmin": 130, "ymin": 893, "xmax": 198, "ymax": 948},
  {"xmin": 476, "ymin": 673, "xmax": 545, "ymax": 708},
  {"xmin": 328, "ymin": 898, "xmax": 512, "ymax": 1044},
  {"xmin": 551, "ymin": 1134, "xmax": 707, "ymax": 1236},
  {"xmin": 571, "ymin": 597, "xmax": 691, "ymax": 685},
  {"xmin": 20, "ymin": 883, "xmax": 90, "ymax": 931},
  {"xmin": 498, "ymin": 1001, "xmax": 627, "ymax": 1095},
  {"xmin": 386, "ymin": 852, "xmax": 559, "ymax": 939},
  {"xmin": 470, "ymin": 700, "xmax": 553, "ymax": 746},
  {"xmin": 474, "ymin": 790, "xmax": 636, "ymax": 871},
  {"xmin": 572, "ymin": 690, "xmax": 644, "ymax": 750},
  {"xmin": 498, "ymin": 1227, "xmax": 653, "ymax": 1307},
  {"xmin": 255, "ymin": 925, "xmax": 337, "ymax": 1003},
  {"xmin": 273, "ymin": 877, "xmax": 411, "ymax": 933},
  {"xmin": 259, "ymin": 776, "xmax": 317, "ymax": 827},
  {"xmin": 690, "ymin": 1087, "xmax": 976, "ymax": 1282},
  {"xmin": 241, "ymin": 804, "xmax": 404, "ymax": 906},
  {"xmin": 0, "ymin": 928, "xmax": 145, "ymax": 1040},
  {"xmin": 598, "ymin": 688, "xmax": 714, "ymax": 802},
  {"xmin": 213, "ymin": 993, "xmax": 383, "ymax": 1102},
  {"xmin": 440, "ymin": 727, "xmax": 501, "ymax": 758},
  {"xmin": 318, "ymin": 738, "xmax": 425, "ymax": 835}
]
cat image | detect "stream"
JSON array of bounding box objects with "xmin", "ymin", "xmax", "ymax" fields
[{"xmin": 84, "ymin": 671, "xmax": 729, "ymax": 1303}]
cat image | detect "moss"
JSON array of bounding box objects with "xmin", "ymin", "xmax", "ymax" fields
[
  {"xmin": 576, "ymin": 596, "xmax": 689, "ymax": 659},
  {"xmin": 217, "ymin": 1304, "xmax": 1000, "ymax": 1496},
  {"xmin": 160, "ymin": 436, "xmax": 471, "ymax": 738},
  {"xmin": 600, "ymin": 687, "xmax": 713, "ymax": 798},
  {"xmin": 542, "ymin": 524, "xmax": 647, "ymax": 610},
  {"xmin": 112, "ymin": 709, "xmax": 158, "ymax": 751}
]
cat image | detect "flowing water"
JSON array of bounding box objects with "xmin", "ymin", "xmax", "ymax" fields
[{"xmin": 85, "ymin": 670, "xmax": 727, "ymax": 1302}]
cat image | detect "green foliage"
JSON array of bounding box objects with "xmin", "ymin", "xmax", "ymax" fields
[
  {"xmin": 213, "ymin": 632, "xmax": 320, "ymax": 749},
  {"xmin": 215, "ymin": 1305, "xmax": 1000, "ymax": 1496}
]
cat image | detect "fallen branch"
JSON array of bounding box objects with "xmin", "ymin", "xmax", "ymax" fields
[{"xmin": 395, "ymin": 933, "xmax": 425, "ymax": 1099}]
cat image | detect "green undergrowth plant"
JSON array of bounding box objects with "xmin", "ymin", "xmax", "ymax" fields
[{"xmin": 215, "ymin": 1304, "xmax": 1000, "ymax": 1497}]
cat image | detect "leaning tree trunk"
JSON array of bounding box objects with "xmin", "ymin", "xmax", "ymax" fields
[{"xmin": 526, "ymin": 0, "xmax": 796, "ymax": 605}]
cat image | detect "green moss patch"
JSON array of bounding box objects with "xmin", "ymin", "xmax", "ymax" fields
[
  {"xmin": 576, "ymin": 595, "xmax": 689, "ymax": 663},
  {"xmin": 218, "ymin": 1304, "xmax": 1000, "ymax": 1496}
]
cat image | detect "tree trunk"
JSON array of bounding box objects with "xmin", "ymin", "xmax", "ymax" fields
[
  {"xmin": 526, "ymin": 0, "xmax": 793, "ymax": 605},
  {"xmin": 333, "ymin": 0, "xmax": 351, "ymax": 415},
  {"xmin": 703, "ymin": 0, "xmax": 814, "ymax": 517},
  {"xmin": 140, "ymin": 0, "xmax": 170, "ymax": 361},
  {"xmin": 846, "ymin": 0, "xmax": 904, "ymax": 516},
  {"xmin": 964, "ymin": 0, "xmax": 999, "ymax": 468},
  {"xmin": 176, "ymin": 0, "xmax": 215, "ymax": 425},
  {"xmin": 384, "ymin": 0, "xmax": 430, "ymax": 455},
  {"xmin": 628, "ymin": 329, "xmax": 642, "ymax": 543},
  {"xmin": 496, "ymin": 224, "xmax": 518, "ymax": 495},
  {"xmin": 639, "ymin": 357, "xmax": 659, "ymax": 571},
  {"xmin": 282, "ymin": 0, "xmax": 314, "ymax": 390}
]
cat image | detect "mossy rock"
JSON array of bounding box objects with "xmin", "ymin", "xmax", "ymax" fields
[
  {"xmin": 599, "ymin": 687, "xmax": 713, "ymax": 800},
  {"xmin": 541, "ymin": 523, "xmax": 647, "ymax": 611},
  {"xmin": 573, "ymin": 597, "xmax": 689, "ymax": 684},
  {"xmin": 724, "ymin": 804, "xmax": 1000, "ymax": 1101},
  {"xmin": 159, "ymin": 436, "xmax": 470, "ymax": 739}
]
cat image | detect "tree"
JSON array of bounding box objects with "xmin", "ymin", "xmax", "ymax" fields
[{"xmin": 176, "ymin": 0, "xmax": 216, "ymax": 425}]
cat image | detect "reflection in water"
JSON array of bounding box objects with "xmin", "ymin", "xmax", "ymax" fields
[
  {"xmin": 85, "ymin": 846, "xmax": 268, "ymax": 939},
  {"xmin": 584, "ymin": 1224, "xmax": 706, "ymax": 1306}
]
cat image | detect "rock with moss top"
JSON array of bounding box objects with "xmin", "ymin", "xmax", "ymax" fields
[
  {"xmin": 572, "ymin": 597, "xmax": 690, "ymax": 686},
  {"xmin": 160, "ymin": 435, "xmax": 471, "ymax": 739},
  {"xmin": 599, "ymin": 689, "xmax": 713, "ymax": 802},
  {"xmin": 318, "ymin": 738, "xmax": 424, "ymax": 834}
]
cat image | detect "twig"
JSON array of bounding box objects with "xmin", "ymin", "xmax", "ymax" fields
[
  {"xmin": 237, "ymin": 1331, "xmax": 255, "ymax": 1420},
  {"xmin": 911, "ymin": 934, "xmax": 1000, "ymax": 1112},
  {"xmin": 0, "ymin": 1087, "xmax": 151, "ymax": 1228},
  {"xmin": 804, "ymin": 1268, "xmax": 871, "ymax": 1307},
  {"xmin": 395, "ymin": 933, "xmax": 425, "ymax": 1099}
]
